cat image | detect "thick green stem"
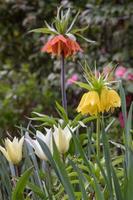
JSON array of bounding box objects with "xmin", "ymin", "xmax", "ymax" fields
[
  {"xmin": 61, "ymin": 53, "xmax": 67, "ymax": 113},
  {"xmin": 96, "ymin": 115, "xmax": 100, "ymax": 157}
]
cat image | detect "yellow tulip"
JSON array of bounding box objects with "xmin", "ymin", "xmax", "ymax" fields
[
  {"xmin": 0, "ymin": 136, "xmax": 24, "ymax": 165},
  {"xmin": 53, "ymin": 125, "xmax": 72, "ymax": 154},
  {"xmin": 77, "ymin": 91, "xmax": 101, "ymax": 115},
  {"xmin": 100, "ymin": 88, "xmax": 121, "ymax": 112}
]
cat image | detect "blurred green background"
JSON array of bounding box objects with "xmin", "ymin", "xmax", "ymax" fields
[{"xmin": 0, "ymin": 0, "xmax": 133, "ymax": 134}]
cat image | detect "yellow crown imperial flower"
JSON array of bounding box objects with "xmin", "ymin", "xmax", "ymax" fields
[
  {"xmin": 100, "ymin": 88, "xmax": 121, "ymax": 112},
  {"xmin": 0, "ymin": 136, "xmax": 24, "ymax": 165},
  {"xmin": 76, "ymin": 62, "xmax": 121, "ymax": 116},
  {"xmin": 77, "ymin": 91, "xmax": 101, "ymax": 115}
]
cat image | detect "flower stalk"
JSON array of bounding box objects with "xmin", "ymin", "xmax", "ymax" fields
[
  {"xmin": 61, "ymin": 52, "xmax": 67, "ymax": 112},
  {"xmin": 96, "ymin": 115, "xmax": 100, "ymax": 158},
  {"xmin": 9, "ymin": 163, "xmax": 18, "ymax": 187},
  {"xmin": 45, "ymin": 162, "xmax": 52, "ymax": 198}
]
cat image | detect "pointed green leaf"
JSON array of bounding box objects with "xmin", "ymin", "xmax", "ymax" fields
[
  {"xmin": 69, "ymin": 159, "xmax": 88, "ymax": 200},
  {"xmin": 67, "ymin": 11, "xmax": 80, "ymax": 33},
  {"xmin": 56, "ymin": 102, "xmax": 69, "ymax": 124},
  {"xmin": 12, "ymin": 167, "xmax": 33, "ymax": 200},
  {"xmin": 75, "ymin": 33, "xmax": 97, "ymax": 44},
  {"xmin": 74, "ymin": 81, "xmax": 91, "ymax": 90},
  {"xmin": 37, "ymin": 138, "xmax": 76, "ymax": 200},
  {"xmin": 70, "ymin": 26, "xmax": 89, "ymax": 34},
  {"xmin": 29, "ymin": 27, "xmax": 57, "ymax": 35}
]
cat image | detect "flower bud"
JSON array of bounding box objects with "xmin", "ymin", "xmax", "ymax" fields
[
  {"xmin": 25, "ymin": 129, "xmax": 52, "ymax": 161},
  {"xmin": 0, "ymin": 136, "xmax": 24, "ymax": 165},
  {"xmin": 53, "ymin": 125, "xmax": 72, "ymax": 154}
]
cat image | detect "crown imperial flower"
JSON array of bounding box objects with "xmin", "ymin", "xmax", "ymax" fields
[
  {"xmin": 77, "ymin": 91, "xmax": 101, "ymax": 115},
  {"xmin": 30, "ymin": 7, "xmax": 95, "ymax": 58},
  {"xmin": 0, "ymin": 137, "xmax": 24, "ymax": 165},
  {"xmin": 100, "ymin": 88, "xmax": 121, "ymax": 113},
  {"xmin": 41, "ymin": 34, "xmax": 82, "ymax": 57},
  {"xmin": 77, "ymin": 63, "xmax": 121, "ymax": 116}
]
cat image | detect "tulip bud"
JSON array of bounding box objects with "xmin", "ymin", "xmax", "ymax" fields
[
  {"xmin": 53, "ymin": 125, "xmax": 72, "ymax": 154},
  {"xmin": 0, "ymin": 136, "xmax": 24, "ymax": 165}
]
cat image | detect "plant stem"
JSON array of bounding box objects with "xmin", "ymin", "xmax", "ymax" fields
[
  {"xmin": 45, "ymin": 162, "xmax": 52, "ymax": 199},
  {"xmin": 96, "ymin": 115, "xmax": 100, "ymax": 158},
  {"xmin": 61, "ymin": 53, "xmax": 67, "ymax": 113},
  {"xmin": 9, "ymin": 163, "xmax": 17, "ymax": 187},
  {"xmin": 61, "ymin": 154, "xmax": 65, "ymax": 163},
  {"xmin": 15, "ymin": 165, "xmax": 19, "ymax": 177}
]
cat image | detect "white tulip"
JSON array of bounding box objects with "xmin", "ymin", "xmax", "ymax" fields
[
  {"xmin": 53, "ymin": 125, "xmax": 72, "ymax": 154},
  {"xmin": 25, "ymin": 129, "xmax": 52, "ymax": 161},
  {"xmin": 0, "ymin": 136, "xmax": 24, "ymax": 165}
]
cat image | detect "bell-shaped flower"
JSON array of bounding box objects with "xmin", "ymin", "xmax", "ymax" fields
[
  {"xmin": 0, "ymin": 136, "xmax": 24, "ymax": 165},
  {"xmin": 41, "ymin": 35, "xmax": 82, "ymax": 58},
  {"xmin": 77, "ymin": 63, "xmax": 121, "ymax": 116},
  {"xmin": 25, "ymin": 129, "xmax": 52, "ymax": 161},
  {"xmin": 77, "ymin": 91, "xmax": 101, "ymax": 116},
  {"xmin": 100, "ymin": 88, "xmax": 121, "ymax": 112},
  {"xmin": 30, "ymin": 7, "xmax": 94, "ymax": 58},
  {"xmin": 53, "ymin": 125, "xmax": 72, "ymax": 154}
]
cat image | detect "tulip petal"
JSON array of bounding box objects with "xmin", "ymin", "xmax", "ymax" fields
[{"xmin": 0, "ymin": 146, "xmax": 11, "ymax": 162}]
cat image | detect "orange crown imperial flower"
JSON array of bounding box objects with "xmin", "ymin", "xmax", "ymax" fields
[
  {"xmin": 76, "ymin": 62, "xmax": 121, "ymax": 116},
  {"xmin": 41, "ymin": 34, "xmax": 83, "ymax": 58},
  {"xmin": 30, "ymin": 7, "xmax": 96, "ymax": 58}
]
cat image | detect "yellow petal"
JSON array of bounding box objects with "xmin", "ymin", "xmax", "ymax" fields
[
  {"xmin": 77, "ymin": 93, "xmax": 87, "ymax": 112},
  {"xmin": 53, "ymin": 125, "xmax": 70, "ymax": 154},
  {"xmin": 5, "ymin": 138, "xmax": 23, "ymax": 164},
  {"xmin": 77, "ymin": 91, "xmax": 101, "ymax": 116},
  {"xmin": 100, "ymin": 88, "xmax": 109, "ymax": 112},
  {"xmin": 58, "ymin": 127, "xmax": 68, "ymax": 154},
  {"xmin": 107, "ymin": 90, "xmax": 121, "ymax": 108},
  {"xmin": 17, "ymin": 136, "xmax": 24, "ymax": 163},
  {"xmin": 0, "ymin": 146, "xmax": 11, "ymax": 162}
]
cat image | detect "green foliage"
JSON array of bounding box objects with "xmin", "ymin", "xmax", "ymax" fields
[
  {"xmin": 0, "ymin": 156, "xmax": 12, "ymax": 200},
  {"xmin": 12, "ymin": 167, "xmax": 33, "ymax": 200},
  {"xmin": 0, "ymin": 95, "xmax": 132, "ymax": 199},
  {"xmin": 0, "ymin": 1, "xmax": 132, "ymax": 200}
]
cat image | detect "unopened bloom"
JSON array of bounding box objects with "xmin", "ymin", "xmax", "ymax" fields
[
  {"xmin": 41, "ymin": 35, "xmax": 82, "ymax": 58},
  {"xmin": 53, "ymin": 125, "xmax": 72, "ymax": 154},
  {"xmin": 100, "ymin": 88, "xmax": 121, "ymax": 112},
  {"xmin": 25, "ymin": 129, "xmax": 52, "ymax": 161},
  {"xmin": 77, "ymin": 91, "xmax": 101, "ymax": 116},
  {"xmin": 0, "ymin": 137, "xmax": 24, "ymax": 165}
]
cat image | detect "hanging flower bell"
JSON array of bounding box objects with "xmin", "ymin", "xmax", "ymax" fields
[
  {"xmin": 77, "ymin": 63, "xmax": 121, "ymax": 116},
  {"xmin": 30, "ymin": 7, "xmax": 95, "ymax": 58}
]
